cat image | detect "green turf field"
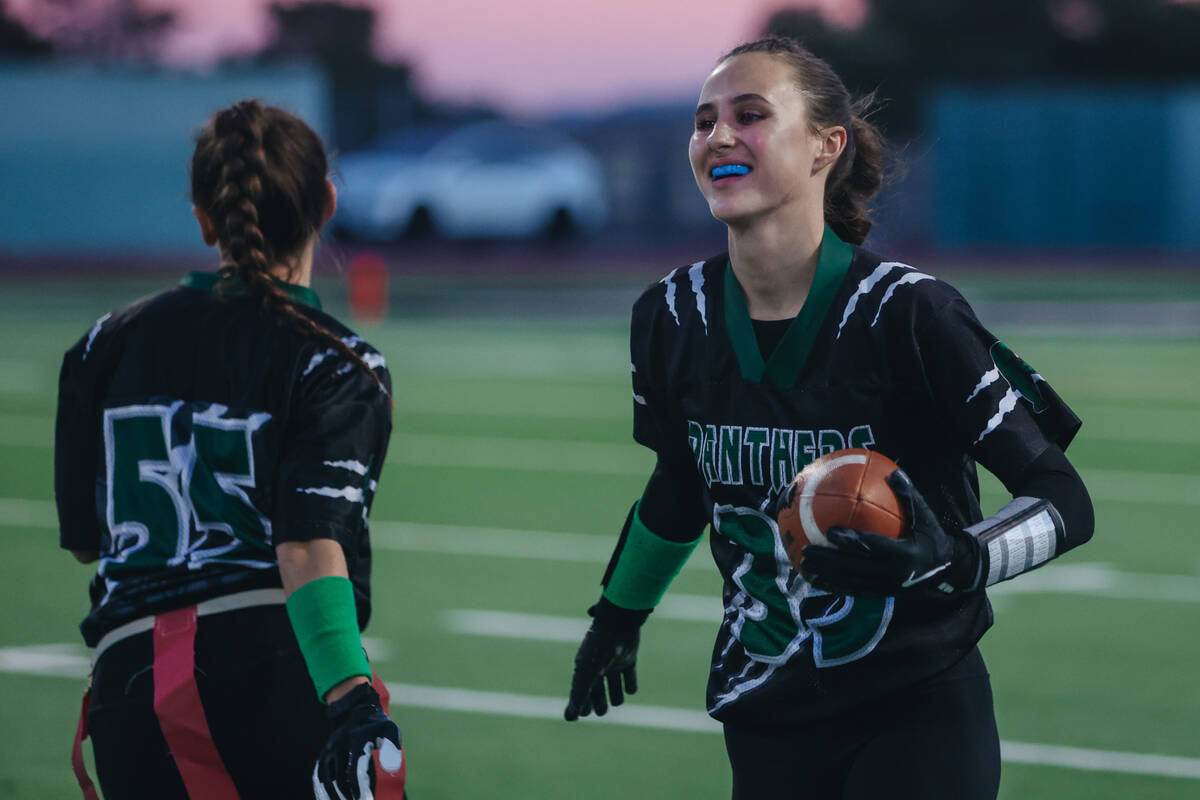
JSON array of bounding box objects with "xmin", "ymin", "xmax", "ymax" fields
[{"xmin": 1, "ymin": 271, "xmax": 1198, "ymax": 799}]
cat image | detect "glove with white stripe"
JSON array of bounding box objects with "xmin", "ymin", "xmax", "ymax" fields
[
  {"xmin": 313, "ymin": 682, "xmax": 404, "ymax": 800},
  {"xmin": 800, "ymin": 470, "xmax": 981, "ymax": 598}
]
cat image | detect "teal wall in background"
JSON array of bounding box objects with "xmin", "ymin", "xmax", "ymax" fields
[
  {"xmin": 932, "ymin": 87, "xmax": 1200, "ymax": 251},
  {"xmin": 2, "ymin": 70, "xmax": 1196, "ymax": 255},
  {"xmin": 0, "ymin": 64, "xmax": 329, "ymax": 255},
  {"xmin": 1167, "ymin": 96, "xmax": 1200, "ymax": 250}
]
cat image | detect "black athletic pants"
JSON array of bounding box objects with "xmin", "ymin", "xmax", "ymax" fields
[
  {"xmin": 86, "ymin": 605, "xmax": 330, "ymax": 800},
  {"xmin": 724, "ymin": 648, "xmax": 1000, "ymax": 800}
]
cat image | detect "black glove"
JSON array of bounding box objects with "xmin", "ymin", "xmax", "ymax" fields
[
  {"xmin": 313, "ymin": 682, "xmax": 404, "ymax": 800},
  {"xmin": 564, "ymin": 597, "xmax": 650, "ymax": 720},
  {"xmin": 800, "ymin": 470, "xmax": 981, "ymax": 598}
]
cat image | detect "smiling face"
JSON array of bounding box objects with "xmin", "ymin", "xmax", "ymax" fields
[{"xmin": 689, "ymin": 52, "xmax": 843, "ymax": 227}]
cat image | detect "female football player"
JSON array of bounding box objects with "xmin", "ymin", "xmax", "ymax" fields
[
  {"xmin": 56, "ymin": 100, "xmax": 404, "ymax": 800},
  {"xmin": 564, "ymin": 37, "xmax": 1094, "ymax": 799}
]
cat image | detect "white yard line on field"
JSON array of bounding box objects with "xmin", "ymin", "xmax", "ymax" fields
[
  {"xmin": 14, "ymin": 399, "xmax": 1195, "ymax": 434},
  {"xmin": 4, "ymin": 415, "xmax": 1200, "ymax": 499},
  {"xmin": 0, "ymin": 638, "xmax": 389, "ymax": 677},
  {"xmin": 393, "ymin": 681, "xmax": 718, "ymax": 733},
  {"xmin": 0, "ymin": 361, "xmax": 50, "ymax": 396},
  {"xmin": 443, "ymin": 599, "xmax": 720, "ymax": 642},
  {"xmin": 403, "ymin": 431, "xmax": 1200, "ymax": 497},
  {"xmin": 370, "ymin": 520, "xmax": 707, "ymax": 571},
  {"xmin": 444, "ymin": 610, "xmax": 590, "ymax": 642},
  {"xmin": 360, "ymin": 636, "xmax": 393, "ymax": 662},
  {"xmin": 0, "ymin": 500, "xmax": 705, "ymax": 568},
  {"xmin": 0, "ymin": 415, "xmax": 52, "ymax": 447},
  {"xmin": 441, "ymin": 559, "xmax": 1200, "ymax": 643},
  {"xmin": 3, "ymin": 643, "xmax": 1197, "ymax": 781},
  {"xmin": 0, "ymin": 644, "xmax": 91, "ymax": 678},
  {"xmin": 986, "ymin": 562, "xmax": 1200, "ymax": 604},
  {"xmin": 387, "ymin": 432, "xmax": 652, "ymax": 475},
  {"xmin": 0, "ymin": 497, "xmax": 58, "ymax": 528},
  {"xmin": 397, "ymin": 342, "xmax": 625, "ymax": 380},
  {"xmin": 1081, "ymin": 406, "xmax": 1200, "ymax": 445},
  {"xmin": 1074, "ymin": 469, "xmax": 1200, "ymax": 507},
  {"xmin": 395, "ymin": 394, "xmax": 627, "ymax": 420},
  {"xmin": 658, "ymin": 593, "xmax": 721, "ymax": 620},
  {"xmin": 0, "ymin": 418, "xmax": 656, "ymax": 473},
  {"xmin": 997, "ymin": 741, "xmax": 1200, "ymax": 780},
  {"xmin": 2, "ymin": 417, "xmax": 1200, "ymax": 503},
  {"xmin": 5, "ymin": 497, "xmax": 1199, "ymax": 599}
]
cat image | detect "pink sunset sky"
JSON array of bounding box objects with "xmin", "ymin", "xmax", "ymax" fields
[{"xmin": 8, "ymin": 0, "xmax": 866, "ymax": 115}]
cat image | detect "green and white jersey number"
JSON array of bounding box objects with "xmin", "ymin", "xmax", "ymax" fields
[
  {"xmin": 102, "ymin": 402, "xmax": 274, "ymax": 577},
  {"xmin": 714, "ymin": 505, "xmax": 894, "ymax": 668}
]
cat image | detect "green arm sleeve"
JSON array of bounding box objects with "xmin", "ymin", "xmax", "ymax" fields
[
  {"xmin": 602, "ymin": 502, "xmax": 703, "ymax": 611},
  {"xmin": 285, "ymin": 575, "xmax": 372, "ymax": 700}
]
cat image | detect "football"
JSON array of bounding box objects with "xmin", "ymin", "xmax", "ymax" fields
[{"xmin": 776, "ymin": 448, "xmax": 906, "ymax": 569}]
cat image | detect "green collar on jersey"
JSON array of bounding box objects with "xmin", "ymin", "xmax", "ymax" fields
[
  {"xmin": 181, "ymin": 270, "xmax": 323, "ymax": 310},
  {"xmin": 723, "ymin": 225, "xmax": 853, "ymax": 389}
]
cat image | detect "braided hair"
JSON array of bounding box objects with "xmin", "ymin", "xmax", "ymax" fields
[
  {"xmin": 721, "ymin": 37, "xmax": 887, "ymax": 246},
  {"xmin": 189, "ymin": 100, "xmax": 383, "ymax": 389}
]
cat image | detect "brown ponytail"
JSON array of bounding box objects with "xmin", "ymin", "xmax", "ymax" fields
[
  {"xmin": 721, "ymin": 37, "xmax": 886, "ymax": 245},
  {"xmin": 190, "ymin": 100, "xmax": 385, "ymax": 391}
]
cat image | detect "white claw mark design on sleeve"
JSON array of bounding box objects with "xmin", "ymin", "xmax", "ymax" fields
[
  {"xmin": 297, "ymin": 486, "xmax": 365, "ymax": 503},
  {"xmin": 324, "ymin": 459, "xmax": 370, "ymax": 475},
  {"xmin": 83, "ymin": 313, "xmax": 112, "ymax": 360},
  {"xmin": 659, "ymin": 268, "xmax": 681, "ymax": 326},
  {"xmin": 835, "ymin": 263, "xmax": 908, "ymax": 339},
  {"xmin": 973, "ymin": 388, "xmax": 1019, "ymax": 445},
  {"xmin": 869, "ymin": 272, "xmax": 935, "ymax": 328},
  {"xmin": 688, "ymin": 262, "xmax": 708, "ymax": 334},
  {"xmin": 965, "ymin": 368, "xmax": 1000, "ymax": 403}
]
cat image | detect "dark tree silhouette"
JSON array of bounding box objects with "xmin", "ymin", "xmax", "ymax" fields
[
  {"xmin": 257, "ymin": 2, "xmax": 422, "ymax": 150},
  {"xmin": 0, "ymin": 4, "xmax": 52, "ymax": 57},
  {"xmin": 14, "ymin": 0, "xmax": 175, "ymax": 62},
  {"xmin": 763, "ymin": 0, "xmax": 1200, "ymax": 136}
]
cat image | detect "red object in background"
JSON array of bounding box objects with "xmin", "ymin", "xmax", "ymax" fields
[{"xmin": 348, "ymin": 252, "xmax": 389, "ymax": 324}]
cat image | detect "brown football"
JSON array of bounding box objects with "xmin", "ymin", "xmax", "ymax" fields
[{"xmin": 776, "ymin": 448, "xmax": 906, "ymax": 570}]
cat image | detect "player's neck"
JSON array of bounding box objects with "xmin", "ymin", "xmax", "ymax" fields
[
  {"xmin": 217, "ymin": 237, "xmax": 316, "ymax": 288},
  {"xmin": 268, "ymin": 238, "xmax": 316, "ymax": 288},
  {"xmin": 726, "ymin": 210, "xmax": 824, "ymax": 321}
]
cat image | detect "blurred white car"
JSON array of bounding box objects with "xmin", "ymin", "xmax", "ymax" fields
[{"xmin": 334, "ymin": 121, "xmax": 608, "ymax": 241}]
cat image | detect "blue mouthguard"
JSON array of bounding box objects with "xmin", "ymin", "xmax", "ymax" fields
[{"xmin": 712, "ymin": 164, "xmax": 751, "ymax": 178}]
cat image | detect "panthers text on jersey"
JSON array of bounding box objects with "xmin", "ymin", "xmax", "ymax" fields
[{"xmin": 630, "ymin": 227, "xmax": 1079, "ymax": 726}]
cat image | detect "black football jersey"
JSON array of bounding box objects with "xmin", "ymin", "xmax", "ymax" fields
[
  {"xmin": 630, "ymin": 228, "xmax": 1080, "ymax": 726},
  {"xmin": 55, "ymin": 272, "xmax": 392, "ymax": 646}
]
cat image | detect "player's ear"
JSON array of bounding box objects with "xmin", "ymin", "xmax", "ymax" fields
[
  {"xmin": 812, "ymin": 125, "xmax": 847, "ymax": 175},
  {"xmin": 193, "ymin": 206, "xmax": 219, "ymax": 247},
  {"xmin": 323, "ymin": 178, "xmax": 338, "ymax": 224}
]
